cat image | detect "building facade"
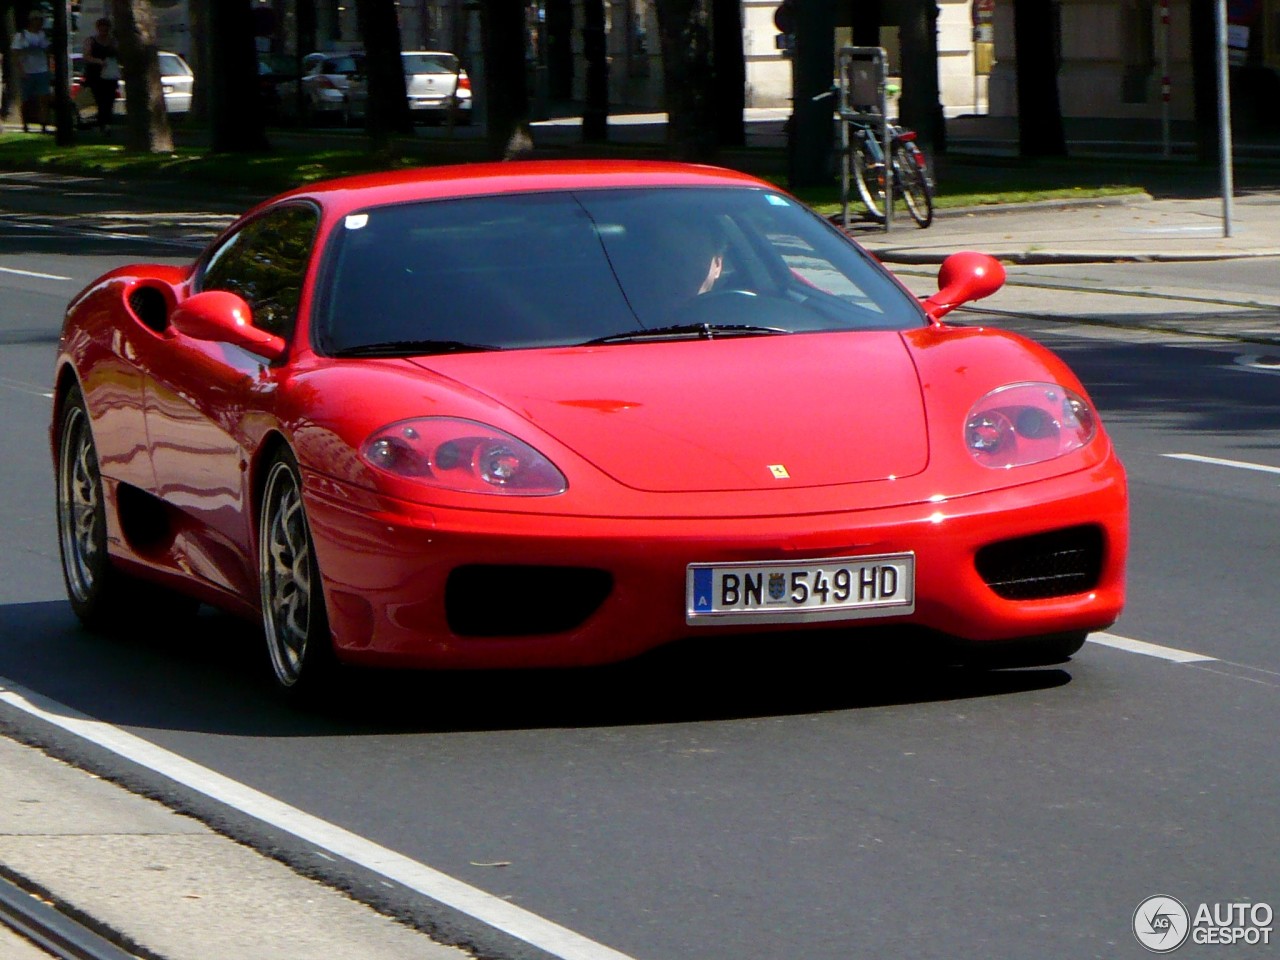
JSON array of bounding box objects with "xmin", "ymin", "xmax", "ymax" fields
[{"xmin": 68, "ymin": 0, "xmax": 1280, "ymax": 128}]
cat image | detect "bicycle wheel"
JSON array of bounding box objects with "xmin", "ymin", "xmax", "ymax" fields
[
  {"xmin": 851, "ymin": 138, "xmax": 886, "ymax": 222},
  {"xmin": 893, "ymin": 142, "xmax": 934, "ymax": 228}
]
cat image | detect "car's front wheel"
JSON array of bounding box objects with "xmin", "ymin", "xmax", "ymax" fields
[{"xmin": 259, "ymin": 449, "xmax": 335, "ymax": 693}]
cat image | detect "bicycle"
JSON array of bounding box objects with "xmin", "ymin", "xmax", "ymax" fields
[
  {"xmin": 846, "ymin": 113, "xmax": 934, "ymax": 228},
  {"xmin": 815, "ymin": 82, "xmax": 935, "ymax": 229}
]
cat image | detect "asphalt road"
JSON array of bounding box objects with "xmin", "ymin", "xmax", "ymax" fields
[{"xmin": 2, "ymin": 200, "xmax": 1278, "ymax": 960}]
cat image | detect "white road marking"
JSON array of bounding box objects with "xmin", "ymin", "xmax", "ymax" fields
[
  {"xmin": 1162, "ymin": 452, "xmax": 1280, "ymax": 476},
  {"xmin": 0, "ymin": 377, "xmax": 55, "ymax": 399},
  {"xmin": 0, "ymin": 677, "xmax": 641, "ymax": 960},
  {"xmin": 0, "ymin": 265, "xmax": 71, "ymax": 281},
  {"xmin": 1088, "ymin": 632, "xmax": 1216, "ymax": 663}
]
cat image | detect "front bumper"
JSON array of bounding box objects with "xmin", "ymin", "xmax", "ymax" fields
[{"xmin": 304, "ymin": 460, "xmax": 1127, "ymax": 669}]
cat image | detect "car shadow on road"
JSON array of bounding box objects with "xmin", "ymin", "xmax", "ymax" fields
[{"xmin": 0, "ymin": 600, "xmax": 1072, "ymax": 738}]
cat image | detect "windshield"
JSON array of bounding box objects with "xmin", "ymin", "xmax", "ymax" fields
[
  {"xmin": 314, "ymin": 187, "xmax": 923, "ymax": 356},
  {"xmin": 322, "ymin": 55, "xmax": 363, "ymax": 75},
  {"xmin": 403, "ymin": 53, "xmax": 458, "ymax": 75},
  {"xmin": 157, "ymin": 53, "xmax": 191, "ymax": 77}
]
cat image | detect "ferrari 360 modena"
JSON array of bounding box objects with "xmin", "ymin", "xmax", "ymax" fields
[{"xmin": 52, "ymin": 160, "xmax": 1127, "ymax": 693}]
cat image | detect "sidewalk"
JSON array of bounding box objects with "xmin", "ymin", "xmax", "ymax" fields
[
  {"xmin": 851, "ymin": 191, "xmax": 1280, "ymax": 265},
  {"xmin": 0, "ymin": 733, "xmax": 473, "ymax": 960}
]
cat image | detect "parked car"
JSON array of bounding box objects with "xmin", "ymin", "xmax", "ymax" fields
[
  {"xmin": 299, "ymin": 51, "xmax": 364, "ymax": 124},
  {"xmin": 299, "ymin": 49, "xmax": 470, "ymax": 126},
  {"xmin": 401, "ymin": 50, "xmax": 471, "ymax": 124},
  {"xmin": 51, "ymin": 160, "xmax": 1128, "ymax": 694},
  {"xmin": 70, "ymin": 50, "xmax": 193, "ymax": 124}
]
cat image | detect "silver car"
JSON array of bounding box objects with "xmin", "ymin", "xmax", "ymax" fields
[
  {"xmin": 402, "ymin": 51, "xmax": 471, "ymax": 124},
  {"xmin": 300, "ymin": 51, "xmax": 365, "ymax": 124},
  {"xmin": 156, "ymin": 51, "xmax": 193, "ymax": 115},
  {"xmin": 300, "ymin": 50, "xmax": 471, "ymax": 125}
]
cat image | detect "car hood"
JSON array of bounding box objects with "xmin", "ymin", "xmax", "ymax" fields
[{"xmin": 410, "ymin": 332, "xmax": 929, "ymax": 493}]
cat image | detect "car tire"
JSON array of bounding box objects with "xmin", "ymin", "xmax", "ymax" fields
[
  {"xmin": 56, "ymin": 385, "xmax": 197, "ymax": 631},
  {"xmin": 258, "ymin": 448, "xmax": 337, "ymax": 694}
]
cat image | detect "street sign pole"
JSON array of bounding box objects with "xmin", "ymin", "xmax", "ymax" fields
[{"xmin": 1215, "ymin": 0, "xmax": 1234, "ymax": 237}]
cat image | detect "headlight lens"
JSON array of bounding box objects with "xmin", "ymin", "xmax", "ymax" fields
[
  {"xmin": 361, "ymin": 417, "xmax": 567, "ymax": 495},
  {"xmin": 964, "ymin": 383, "xmax": 1097, "ymax": 468}
]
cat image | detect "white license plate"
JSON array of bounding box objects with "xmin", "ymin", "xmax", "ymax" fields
[{"xmin": 686, "ymin": 553, "xmax": 915, "ymax": 625}]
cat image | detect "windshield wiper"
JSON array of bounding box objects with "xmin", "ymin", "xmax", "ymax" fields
[
  {"xmin": 583, "ymin": 323, "xmax": 789, "ymax": 345},
  {"xmin": 331, "ymin": 339, "xmax": 499, "ymax": 358}
]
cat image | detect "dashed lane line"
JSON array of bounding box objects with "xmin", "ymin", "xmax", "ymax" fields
[
  {"xmin": 1162, "ymin": 452, "xmax": 1280, "ymax": 476},
  {"xmin": 1088, "ymin": 632, "xmax": 1216, "ymax": 663}
]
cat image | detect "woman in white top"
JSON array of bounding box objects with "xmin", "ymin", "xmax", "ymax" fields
[{"xmin": 11, "ymin": 11, "xmax": 52, "ymax": 133}]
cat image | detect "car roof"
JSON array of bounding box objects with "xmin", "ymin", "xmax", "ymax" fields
[{"xmin": 269, "ymin": 160, "xmax": 774, "ymax": 219}]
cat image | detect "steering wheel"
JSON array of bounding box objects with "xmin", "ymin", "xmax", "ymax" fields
[{"xmin": 672, "ymin": 288, "xmax": 803, "ymax": 329}]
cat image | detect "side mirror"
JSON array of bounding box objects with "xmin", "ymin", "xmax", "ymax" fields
[
  {"xmin": 920, "ymin": 251, "xmax": 1006, "ymax": 322},
  {"xmin": 171, "ymin": 290, "xmax": 287, "ymax": 362}
]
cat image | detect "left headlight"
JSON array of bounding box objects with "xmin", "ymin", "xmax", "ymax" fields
[
  {"xmin": 360, "ymin": 417, "xmax": 568, "ymax": 495},
  {"xmin": 964, "ymin": 382, "xmax": 1097, "ymax": 469}
]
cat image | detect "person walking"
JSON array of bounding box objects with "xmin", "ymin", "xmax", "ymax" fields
[
  {"xmin": 11, "ymin": 10, "xmax": 52, "ymax": 133},
  {"xmin": 81, "ymin": 18, "xmax": 120, "ymax": 132}
]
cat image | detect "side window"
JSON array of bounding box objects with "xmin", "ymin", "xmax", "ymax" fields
[{"xmin": 199, "ymin": 204, "xmax": 319, "ymax": 339}]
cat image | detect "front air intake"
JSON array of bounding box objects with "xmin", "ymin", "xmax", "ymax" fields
[
  {"xmin": 446, "ymin": 565, "xmax": 613, "ymax": 636},
  {"xmin": 975, "ymin": 526, "xmax": 1104, "ymax": 600}
]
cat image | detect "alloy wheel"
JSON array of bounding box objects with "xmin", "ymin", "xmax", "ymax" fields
[
  {"xmin": 58, "ymin": 403, "xmax": 103, "ymax": 604},
  {"xmin": 260, "ymin": 460, "xmax": 314, "ymax": 688}
]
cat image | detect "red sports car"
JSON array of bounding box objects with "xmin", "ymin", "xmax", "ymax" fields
[{"xmin": 52, "ymin": 161, "xmax": 1127, "ymax": 693}]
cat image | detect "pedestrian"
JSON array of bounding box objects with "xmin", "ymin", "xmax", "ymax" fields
[
  {"xmin": 81, "ymin": 18, "xmax": 120, "ymax": 133},
  {"xmin": 11, "ymin": 10, "xmax": 53, "ymax": 133}
]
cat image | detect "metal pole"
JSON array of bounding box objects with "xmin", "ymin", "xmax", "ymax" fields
[
  {"xmin": 881, "ymin": 60, "xmax": 893, "ymax": 231},
  {"xmin": 840, "ymin": 57, "xmax": 850, "ymax": 230},
  {"xmin": 1215, "ymin": 0, "xmax": 1234, "ymax": 237},
  {"xmin": 841, "ymin": 123, "xmax": 850, "ymax": 229}
]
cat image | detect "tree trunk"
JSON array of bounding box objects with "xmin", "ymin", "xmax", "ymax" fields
[
  {"xmin": 582, "ymin": 0, "xmax": 608, "ymax": 141},
  {"xmin": 296, "ymin": 0, "xmax": 317, "ymax": 121},
  {"xmin": 207, "ymin": 0, "xmax": 268, "ymax": 151},
  {"xmin": 787, "ymin": 0, "xmax": 835, "ymax": 186},
  {"xmin": 52, "ymin": 0, "xmax": 75, "ymax": 144},
  {"xmin": 545, "ymin": 0, "xmax": 573, "ymax": 100},
  {"xmin": 1189, "ymin": 0, "xmax": 1219, "ymax": 162},
  {"xmin": 479, "ymin": 0, "xmax": 533, "ymax": 159},
  {"xmin": 187, "ymin": 0, "xmax": 209, "ymax": 121},
  {"xmin": 851, "ymin": 0, "xmax": 880, "ymax": 46},
  {"xmin": 356, "ymin": 0, "xmax": 412, "ymax": 145},
  {"xmin": 653, "ymin": 0, "xmax": 716, "ymax": 160},
  {"xmin": 111, "ymin": 0, "xmax": 175, "ymax": 153},
  {"xmin": 0, "ymin": 3, "xmax": 16, "ymax": 123},
  {"xmin": 1012, "ymin": 0, "xmax": 1066, "ymax": 156},
  {"xmin": 898, "ymin": 0, "xmax": 945, "ymax": 155},
  {"xmin": 711, "ymin": 0, "xmax": 744, "ymax": 147}
]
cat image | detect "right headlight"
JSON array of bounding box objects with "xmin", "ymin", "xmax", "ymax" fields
[
  {"xmin": 964, "ymin": 382, "xmax": 1097, "ymax": 469},
  {"xmin": 360, "ymin": 417, "xmax": 568, "ymax": 496}
]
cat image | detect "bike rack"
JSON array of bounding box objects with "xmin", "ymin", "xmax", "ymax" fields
[{"xmin": 836, "ymin": 46, "xmax": 894, "ymax": 232}]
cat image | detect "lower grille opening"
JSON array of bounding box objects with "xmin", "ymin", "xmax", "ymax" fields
[
  {"xmin": 446, "ymin": 565, "xmax": 613, "ymax": 636},
  {"xmin": 975, "ymin": 525, "xmax": 1105, "ymax": 600}
]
